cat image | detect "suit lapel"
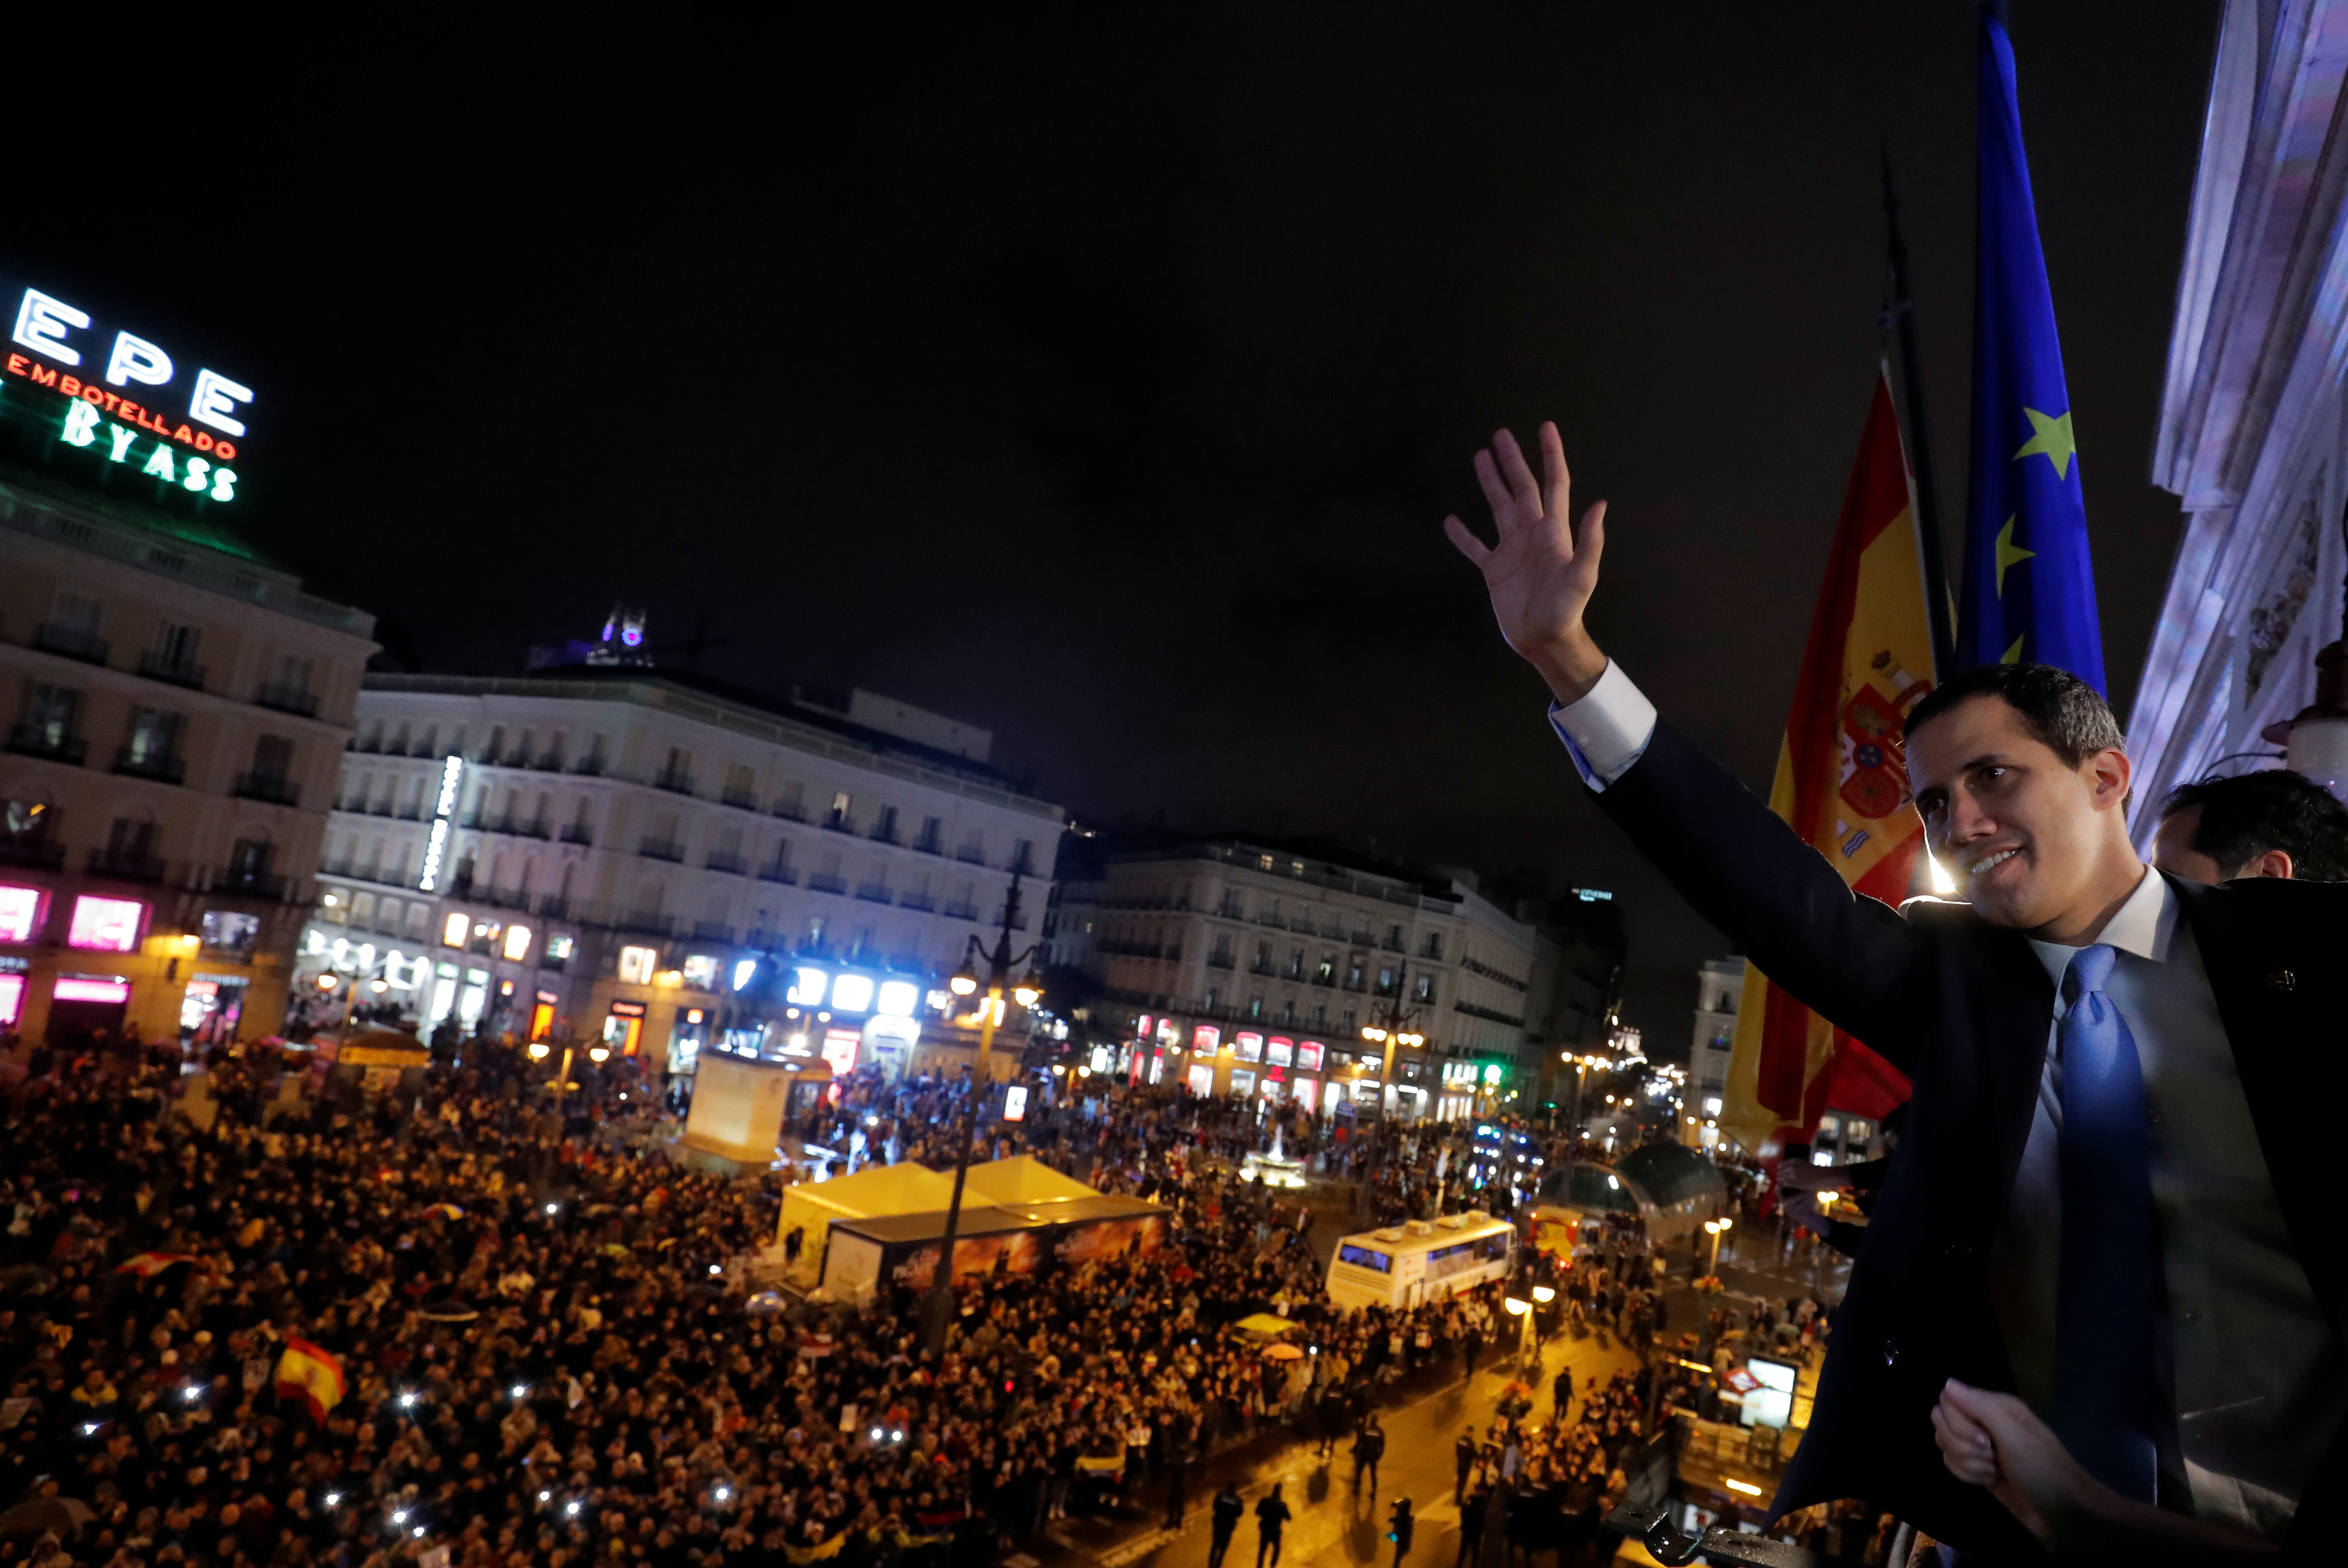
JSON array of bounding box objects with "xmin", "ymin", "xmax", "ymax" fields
[
  {"xmin": 2171, "ymin": 875, "xmax": 2346, "ymax": 1328},
  {"xmin": 1977, "ymin": 927, "xmax": 2055, "ymax": 1217}
]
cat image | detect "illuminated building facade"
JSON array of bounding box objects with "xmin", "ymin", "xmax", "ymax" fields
[
  {"xmin": 1687, "ymin": 956, "xmax": 1746, "ymax": 1149},
  {"xmin": 297, "ymin": 671, "xmax": 1062, "ymax": 1094},
  {"xmin": 2128, "ymin": 1, "xmax": 2348, "ymax": 817},
  {"xmin": 0, "ymin": 485, "xmax": 372, "ymax": 1045},
  {"xmin": 1050, "ymin": 839, "xmax": 1542, "ymax": 1122}
]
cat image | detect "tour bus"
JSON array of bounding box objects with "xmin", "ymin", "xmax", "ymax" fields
[{"xmin": 1323, "ymin": 1211, "xmax": 1517, "ymax": 1311}]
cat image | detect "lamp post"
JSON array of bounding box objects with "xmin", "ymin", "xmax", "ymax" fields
[
  {"xmin": 527, "ymin": 1039, "xmax": 606, "ymax": 1099},
  {"xmin": 1358, "ymin": 969, "xmax": 1425, "ymax": 1127},
  {"xmin": 1703, "ymin": 1215, "xmax": 1735, "ymax": 1277},
  {"xmin": 1505, "ymin": 1284, "xmax": 1555, "ymax": 1371},
  {"xmin": 919, "ymin": 873, "xmax": 1044, "ymax": 1360}
]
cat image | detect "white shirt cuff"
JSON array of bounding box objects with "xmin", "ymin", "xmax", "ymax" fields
[{"xmin": 1546, "ymin": 661, "xmax": 1658, "ymax": 791}]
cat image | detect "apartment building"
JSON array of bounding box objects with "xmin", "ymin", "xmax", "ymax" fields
[
  {"xmin": 298, "ymin": 672, "xmax": 1062, "ymax": 1094},
  {"xmin": 1051, "ymin": 838, "xmax": 1542, "ymax": 1121},
  {"xmin": 0, "ymin": 485, "xmax": 373, "ymax": 1044}
]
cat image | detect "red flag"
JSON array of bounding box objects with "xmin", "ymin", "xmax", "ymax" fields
[{"xmin": 1722, "ymin": 374, "xmax": 1929, "ymax": 1157}]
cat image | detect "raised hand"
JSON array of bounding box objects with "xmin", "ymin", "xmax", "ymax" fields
[{"xmin": 1443, "ymin": 422, "xmax": 1611, "ymax": 704}]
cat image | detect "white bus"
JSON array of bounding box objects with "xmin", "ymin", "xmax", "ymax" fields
[{"xmin": 1323, "ymin": 1211, "xmax": 1517, "ymax": 1311}]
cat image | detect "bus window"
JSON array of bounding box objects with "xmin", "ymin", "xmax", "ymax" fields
[{"xmin": 1337, "ymin": 1243, "xmax": 1392, "ymax": 1274}]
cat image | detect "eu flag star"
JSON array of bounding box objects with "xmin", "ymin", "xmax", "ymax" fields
[
  {"xmin": 2013, "ymin": 407, "xmax": 2076, "ymax": 480},
  {"xmin": 1995, "ymin": 516, "xmax": 2036, "ymax": 598}
]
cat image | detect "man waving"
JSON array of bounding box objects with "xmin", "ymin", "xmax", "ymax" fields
[{"xmin": 1446, "ymin": 424, "xmax": 2344, "ymax": 1560}]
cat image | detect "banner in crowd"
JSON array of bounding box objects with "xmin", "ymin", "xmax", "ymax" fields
[
  {"xmin": 1721, "ymin": 374, "xmax": 1928, "ymax": 1159},
  {"xmin": 1957, "ymin": 0, "xmax": 2105, "ymax": 689}
]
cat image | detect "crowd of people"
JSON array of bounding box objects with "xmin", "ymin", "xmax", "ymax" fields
[{"xmin": 0, "ymin": 1028, "xmax": 1858, "ymax": 1568}]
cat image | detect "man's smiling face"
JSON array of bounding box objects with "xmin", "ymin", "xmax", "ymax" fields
[{"xmin": 1905, "ymin": 693, "xmax": 2133, "ymax": 932}]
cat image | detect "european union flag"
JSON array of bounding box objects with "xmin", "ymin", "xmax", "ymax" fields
[{"xmin": 1957, "ymin": 0, "xmax": 2105, "ymax": 692}]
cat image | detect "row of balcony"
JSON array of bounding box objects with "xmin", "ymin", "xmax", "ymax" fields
[
  {"xmin": 0, "ymin": 836, "xmax": 288, "ymax": 900},
  {"xmin": 22, "ymin": 622, "xmax": 324, "ymax": 719},
  {"xmin": 5, "ymin": 726, "xmax": 302, "ymax": 807}
]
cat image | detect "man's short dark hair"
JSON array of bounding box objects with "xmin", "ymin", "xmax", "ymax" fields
[
  {"xmin": 1904, "ymin": 663, "xmax": 2126, "ymax": 768},
  {"xmin": 2159, "ymin": 768, "xmax": 2348, "ymax": 880}
]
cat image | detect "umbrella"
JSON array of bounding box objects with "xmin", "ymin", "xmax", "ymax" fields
[
  {"xmin": 745, "ymin": 1291, "xmax": 788, "ymax": 1317},
  {"xmin": 1262, "ymin": 1343, "xmax": 1305, "ymax": 1361},
  {"xmin": 0, "ymin": 1496, "xmax": 94, "ymax": 1538},
  {"xmin": 600, "ymin": 1243, "xmax": 634, "ymax": 1259},
  {"xmin": 417, "ymin": 1299, "xmax": 480, "ymax": 1323}
]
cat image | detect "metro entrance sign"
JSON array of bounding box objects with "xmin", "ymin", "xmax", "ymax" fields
[{"xmin": 0, "ymin": 273, "xmax": 252, "ymax": 507}]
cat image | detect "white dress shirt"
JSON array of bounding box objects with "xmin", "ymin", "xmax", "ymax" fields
[{"xmin": 1550, "ymin": 661, "xmax": 2346, "ymax": 1537}]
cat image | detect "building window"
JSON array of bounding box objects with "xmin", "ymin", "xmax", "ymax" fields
[
  {"xmin": 618, "ymin": 945, "xmax": 659, "ymax": 984},
  {"xmin": 1247, "ymin": 993, "xmax": 1264, "ymax": 1019}
]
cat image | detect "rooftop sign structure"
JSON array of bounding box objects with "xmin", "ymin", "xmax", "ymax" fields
[{"xmin": 0, "ymin": 273, "xmax": 252, "ymax": 508}]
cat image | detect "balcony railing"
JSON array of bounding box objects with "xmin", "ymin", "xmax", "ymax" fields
[
  {"xmin": 87, "ymin": 846, "xmax": 167, "ymax": 883},
  {"xmin": 213, "ymin": 867, "xmax": 288, "ymax": 901},
  {"xmin": 1207, "ymin": 953, "xmax": 1236, "ymax": 970},
  {"xmin": 806, "ymin": 872, "xmax": 848, "ymax": 894},
  {"xmin": 33, "ymin": 623, "xmax": 107, "ymax": 665},
  {"xmin": 113, "ymin": 747, "xmax": 186, "ymax": 785},
  {"xmin": 911, "ymin": 833, "xmax": 943, "ymax": 855},
  {"xmin": 6, "ymin": 725, "xmax": 86, "ymax": 766},
  {"xmin": 772, "ymin": 800, "xmax": 807, "ymax": 822},
  {"xmin": 0, "ymin": 836, "xmax": 65, "ymax": 870},
  {"xmin": 536, "ymin": 894, "xmax": 572, "ymax": 920},
  {"xmin": 252, "ymin": 683, "xmax": 319, "ymax": 719},
  {"xmin": 870, "ymin": 822, "xmax": 900, "ymax": 845},
  {"xmin": 559, "ymin": 825, "xmax": 593, "ymax": 845},
  {"xmin": 652, "ymin": 769, "xmax": 696, "ymax": 796},
  {"xmin": 757, "ymin": 859, "xmax": 798, "ymax": 885},
  {"xmin": 822, "ymin": 814, "xmax": 856, "ymax": 835},
  {"xmin": 942, "ymin": 900, "xmax": 979, "ymax": 920},
  {"xmin": 532, "ymin": 752, "xmax": 565, "ymax": 772},
  {"xmin": 572, "ymin": 756, "xmax": 607, "ymax": 776},
  {"xmin": 721, "ymin": 787, "xmax": 758, "ymax": 810},
  {"xmin": 854, "ymin": 882, "xmax": 893, "ymax": 904},
  {"xmin": 638, "ymin": 837, "xmax": 685, "ymax": 863},
  {"xmin": 232, "ymin": 773, "xmax": 301, "ymax": 807},
  {"xmin": 706, "ymin": 850, "xmax": 748, "ymax": 876},
  {"xmin": 691, "ymin": 921, "xmax": 735, "ymax": 943},
  {"xmin": 136, "ymin": 650, "xmax": 206, "ymax": 690},
  {"xmin": 955, "ymin": 845, "xmax": 987, "ymax": 865},
  {"xmin": 897, "ymin": 891, "xmax": 936, "ymax": 912}
]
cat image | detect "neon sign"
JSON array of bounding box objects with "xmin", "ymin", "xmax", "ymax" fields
[
  {"xmin": 1, "ymin": 277, "xmax": 252, "ymax": 506},
  {"xmin": 416, "ymin": 755, "xmax": 464, "ymax": 892}
]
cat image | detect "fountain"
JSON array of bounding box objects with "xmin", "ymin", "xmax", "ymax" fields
[{"xmin": 1242, "ymin": 1120, "xmax": 1309, "ymax": 1189}]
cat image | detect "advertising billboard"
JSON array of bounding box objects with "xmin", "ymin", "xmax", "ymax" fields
[{"xmin": 0, "ymin": 270, "xmax": 255, "ymax": 512}]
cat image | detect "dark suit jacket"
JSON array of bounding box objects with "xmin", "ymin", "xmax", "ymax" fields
[{"xmin": 1590, "ymin": 719, "xmax": 2347, "ymax": 1556}]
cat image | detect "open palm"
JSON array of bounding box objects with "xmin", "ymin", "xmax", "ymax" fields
[{"xmin": 1444, "ymin": 422, "xmax": 1608, "ymax": 698}]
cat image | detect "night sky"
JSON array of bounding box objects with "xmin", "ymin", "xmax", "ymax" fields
[{"xmin": 7, "ymin": 4, "xmax": 2215, "ymax": 1054}]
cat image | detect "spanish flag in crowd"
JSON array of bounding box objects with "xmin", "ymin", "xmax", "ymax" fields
[
  {"xmin": 273, "ymin": 1337, "xmax": 346, "ymax": 1423},
  {"xmin": 114, "ymin": 1252, "xmax": 202, "ymax": 1280},
  {"xmin": 1720, "ymin": 374, "xmax": 1930, "ymax": 1160}
]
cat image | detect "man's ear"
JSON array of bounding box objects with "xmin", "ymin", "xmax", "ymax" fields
[
  {"xmin": 2245, "ymin": 848, "xmax": 2295, "ymax": 880},
  {"xmin": 2085, "ymin": 746, "xmax": 2133, "ymax": 814}
]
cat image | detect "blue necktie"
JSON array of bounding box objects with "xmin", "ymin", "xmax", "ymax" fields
[{"xmin": 2052, "ymin": 943, "xmax": 2158, "ymax": 1501}]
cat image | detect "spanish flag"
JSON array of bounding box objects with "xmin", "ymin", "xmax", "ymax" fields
[
  {"xmin": 114, "ymin": 1252, "xmax": 202, "ymax": 1280},
  {"xmin": 1721, "ymin": 373, "xmax": 1928, "ymax": 1159},
  {"xmin": 273, "ymin": 1337, "xmax": 346, "ymax": 1423}
]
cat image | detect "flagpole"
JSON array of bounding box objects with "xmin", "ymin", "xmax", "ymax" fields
[{"xmin": 1881, "ymin": 150, "xmax": 1957, "ymax": 680}]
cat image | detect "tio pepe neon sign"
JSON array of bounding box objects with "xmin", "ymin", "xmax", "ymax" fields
[{"xmin": 2, "ymin": 283, "xmax": 250, "ymax": 502}]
